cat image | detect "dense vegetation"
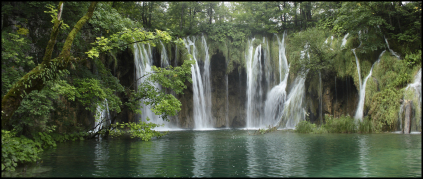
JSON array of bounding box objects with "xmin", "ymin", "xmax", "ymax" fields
[{"xmin": 1, "ymin": 1, "xmax": 421, "ymax": 171}]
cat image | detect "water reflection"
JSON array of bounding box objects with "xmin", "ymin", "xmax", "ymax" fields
[
  {"xmin": 357, "ymin": 135, "xmax": 369, "ymax": 177},
  {"xmin": 93, "ymin": 139, "xmax": 109, "ymax": 176},
  {"xmin": 9, "ymin": 131, "xmax": 421, "ymax": 177},
  {"xmin": 192, "ymin": 131, "xmax": 213, "ymax": 177}
]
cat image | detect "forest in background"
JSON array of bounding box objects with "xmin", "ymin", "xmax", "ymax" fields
[{"xmin": 1, "ymin": 1, "xmax": 421, "ymax": 171}]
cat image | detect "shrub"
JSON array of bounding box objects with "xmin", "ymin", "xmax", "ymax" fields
[
  {"xmin": 357, "ymin": 116, "xmax": 374, "ymax": 133},
  {"xmin": 1, "ymin": 130, "xmax": 43, "ymax": 172},
  {"xmin": 323, "ymin": 114, "xmax": 356, "ymax": 133},
  {"xmin": 295, "ymin": 120, "xmax": 328, "ymax": 134},
  {"xmin": 295, "ymin": 120, "xmax": 316, "ymax": 133}
]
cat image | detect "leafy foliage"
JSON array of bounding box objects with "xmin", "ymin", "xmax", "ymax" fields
[
  {"xmin": 368, "ymin": 87, "xmax": 402, "ymax": 132},
  {"xmin": 1, "ymin": 130, "xmax": 43, "ymax": 172},
  {"xmin": 295, "ymin": 115, "xmax": 374, "ymax": 134},
  {"xmin": 109, "ymin": 121, "xmax": 168, "ymax": 141}
]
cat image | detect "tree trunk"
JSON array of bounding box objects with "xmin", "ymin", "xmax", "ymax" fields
[
  {"xmin": 294, "ymin": 2, "xmax": 298, "ymax": 30},
  {"xmin": 1, "ymin": 2, "xmax": 98, "ymax": 129},
  {"xmin": 209, "ymin": 3, "xmax": 213, "ymax": 24},
  {"xmin": 283, "ymin": 1, "xmax": 286, "ymax": 28},
  {"xmin": 180, "ymin": 4, "xmax": 184, "ymax": 32},
  {"xmin": 149, "ymin": 2, "xmax": 153, "ymax": 28}
]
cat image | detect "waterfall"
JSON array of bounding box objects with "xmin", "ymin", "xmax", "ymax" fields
[
  {"xmin": 272, "ymin": 43, "xmax": 308, "ymax": 129},
  {"xmin": 201, "ymin": 35, "xmax": 212, "ymax": 127},
  {"xmin": 282, "ymin": 74, "xmax": 307, "ymax": 129},
  {"xmin": 94, "ymin": 99, "xmax": 110, "ymax": 133},
  {"xmin": 319, "ymin": 71, "xmax": 323, "ymax": 123},
  {"xmin": 263, "ymin": 32, "xmax": 290, "ymax": 128},
  {"xmin": 400, "ymin": 68, "xmax": 422, "ymax": 131},
  {"xmin": 282, "ymin": 45, "xmax": 309, "ymax": 128},
  {"xmin": 384, "ymin": 36, "xmax": 401, "ymax": 59},
  {"xmin": 134, "ymin": 43, "xmax": 173, "ymax": 130},
  {"xmin": 341, "ymin": 33, "xmax": 349, "ymax": 48},
  {"xmin": 352, "ymin": 49, "xmax": 362, "ymax": 90},
  {"xmin": 183, "ymin": 35, "xmax": 213, "ymax": 129},
  {"xmin": 160, "ymin": 40, "xmax": 170, "ymax": 68},
  {"xmin": 354, "ymin": 50, "xmax": 386, "ymax": 121},
  {"xmin": 245, "ymin": 38, "xmax": 264, "ymax": 129},
  {"xmin": 225, "ymin": 73, "xmax": 229, "ymax": 128}
]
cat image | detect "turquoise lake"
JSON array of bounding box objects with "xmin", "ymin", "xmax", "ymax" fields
[{"xmin": 3, "ymin": 130, "xmax": 421, "ymax": 177}]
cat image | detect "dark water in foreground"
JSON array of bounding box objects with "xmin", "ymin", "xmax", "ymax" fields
[{"xmin": 3, "ymin": 130, "xmax": 421, "ymax": 177}]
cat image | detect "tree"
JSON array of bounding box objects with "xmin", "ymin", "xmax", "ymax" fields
[
  {"xmin": 287, "ymin": 27, "xmax": 336, "ymax": 77},
  {"xmin": 2, "ymin": 2, "xmax": 98, "ymax": 129}
]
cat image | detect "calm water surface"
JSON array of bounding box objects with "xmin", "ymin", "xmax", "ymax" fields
[{"xmin": 3, "ymin": 130, "xmax": 421, "ymax": 177}]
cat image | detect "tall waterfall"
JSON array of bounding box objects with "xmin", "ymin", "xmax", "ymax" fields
[
  {"xmin": 263, "ymin": 32, "xmax": 290, "ymax": 128},
  {"xmin": 354, "ymin": 50, "xmax": 386, "ymax": 121},
  {"xmin": 134, "ymin": 43, "xmax": 173, "ymax": 130},
  {"xmin": 245, "ymin": 38, "xmax": 265, "ymax": 129},
  {"xmin": 280, "ymin": 45, "xmax": 309, "ymax": 129},
  {"xmin": 225, "ymin": 73, "xmax": 229, "ymax": 128},
  {"xmin": 352, "ymin": 49, "xmax": 362, "ymax": 90},
  {"xmin": 183, "ymin": 35, "xmax": 213, "ymax": 129}
]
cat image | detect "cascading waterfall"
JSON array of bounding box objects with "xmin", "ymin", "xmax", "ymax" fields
[
  {"xmin": 319, "ymin": 71, "xmax": 323, "ymax": 123},
  {"xmin": 263, "ymin": 32, "xmax": 290, "ymax": 128},
  {"xmin": 354, "ymin": 50, "xmax": 386, "ymax": 121},
  {"xmin": 352, "ymin": 49, "xmax": 362, "ymax": 90},
  {"xmin": 245, "ymin": 38, "xmax": 264, "ymax": 129},
  {"xmin": 280, "ymin": 45, "xmax": 309, "ymax": 129},
  {"xmin": 384, "ymin": 36, "xmax": 401, "ymax": 59},
  {"xmin": 341, "ymin": 33, "xmax": 349, "ymax": 48},
  {"xmin": 160, "ymin": 40, "xmax": 170, "ymax": 68},
  {"xmin": 134, "ymin": 42, "xmax": 173, "ymax": 130},
  {"xmin": 225, "ymin": 73, "xmax": 229, "ymax": 128},
  {"xmin": 94, "ymin": 99, "xmax": 110, "ymax": 133},
  {"xmin": 183, "ymin": 35, "xmax": 213, "ymax": 129},
  {"xmin": 400, "ymin": 68, "xmax": 422, "ymax": 131}
]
